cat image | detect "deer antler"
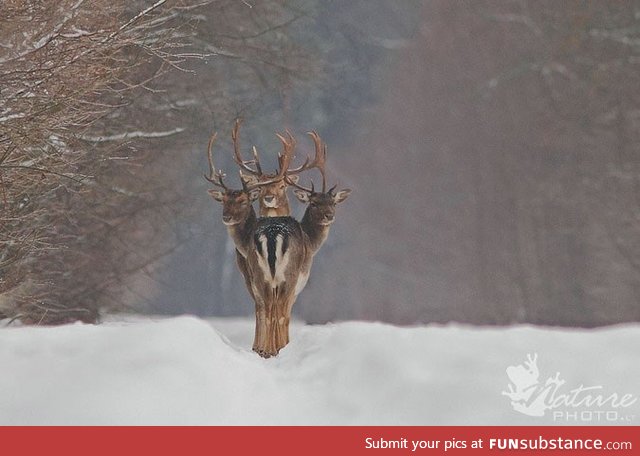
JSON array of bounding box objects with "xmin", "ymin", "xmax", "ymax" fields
[
  {"xmin": 275, "ymin": 129, "xmax": 296, "ymax": 173},
  {"xmin": 207, "ymin": 122, "xmax": 300, "ymax": 192},
  {"xmin": 285, "ymin": 130, "xmax": 328, "ymax": 193},
  {"xmin": 232, "ymin": 118, "xmax": 263, "ymax": 176},
  {"xmin": 244, "ymin": 130, "xmax": 295, "ymax": 190},
  {"xmin": 203, "ymin": 132, "xmax": 228, "ymax": 190}
]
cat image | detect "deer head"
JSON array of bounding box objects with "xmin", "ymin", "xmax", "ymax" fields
[
  {"xmin": 282, "ymin": 132, "xmax": 351, "ymax": 263},
  {"xmin": 231, "ymin": 119, "xmax": 297, "ymax": 217},
  {"xmin": 209, "ymin": 188, "xmax": 259, "ymax": 225},
  {"xmin": 293, "ymin": 186, "xmax": 351, "ymax": 225},
  {"xmin": 204, "ymin": 130, "xmax": 282, "ymax": 226},
  {"xmin": 289, "ymin": 131, "xmax": 351, "ymax": 225}
]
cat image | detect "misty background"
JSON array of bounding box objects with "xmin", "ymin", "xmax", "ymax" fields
[
  {"xmin": 148, "ymin": 1, "xmax": 640, "ymax": 327},
  {"xmin": 2, "ymin": 1, "xmax": 639, "ymax": 327}
]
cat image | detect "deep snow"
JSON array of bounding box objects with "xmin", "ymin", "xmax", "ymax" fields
[{"xmin": 0, "ymin": 315, "xmax": 638, "ymax": 425}]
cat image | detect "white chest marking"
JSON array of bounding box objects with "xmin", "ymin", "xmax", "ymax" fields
[
  {"xmin": 255, "ymin": 234, "xmax": 271, "ymax": 283},
  {"xmin": 255, "ymin": 234, "xmax": 291, "ymax": 289},
  {"xmin": 273, "ymin": 234, "xmax": 290, "ymax": 287},
  {"xmin": 294, "ymin": 270, "xmax": 310, "ymax": 296}
]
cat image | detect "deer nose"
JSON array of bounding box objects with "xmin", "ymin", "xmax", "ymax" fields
[
  {"xmin": 264, "ymin": 195, "xmax": 275, "ymax": 203},
  {"xmin": 222, "ymin": 215, "xmax": 232, "ymax": 223},
  {"xmin": 324, "ymin": 214, "xmax": 334, "ymax": 222}
]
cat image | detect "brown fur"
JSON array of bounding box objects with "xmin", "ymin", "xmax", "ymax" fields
[
  {"xmin": 246, "ymin": 187, "xmax": 351, "ymax": 357},
  {"xmin": 241, "ymin": 174, "xmax": 299, "ymax": 218},
  {"xmin": 207, "ymin": 125, "xmax": 350, "ymax": 357}
]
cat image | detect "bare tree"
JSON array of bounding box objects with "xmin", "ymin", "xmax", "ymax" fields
[{"xmin": 0, "ymin": 0, "xmax": 314, "ymax": 323}]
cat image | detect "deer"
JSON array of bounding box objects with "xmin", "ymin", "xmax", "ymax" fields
[
  {"xmin": 231, "ymin": 119, "xmax": 311, "ymax": 218},
  {"xmin": 206, "ymin": 126, "xmax": 350, "ymax": 358},
  {"xmin": 289, "ymin": 131, "xmax": 351, "ymax": 254},
  {"xmin": 244, "ymin": 131, "xmax": 351, "ymax": 356},
  {"xmin": 205, "ymin": 128, "xmax": 296, "ymax": 356}
]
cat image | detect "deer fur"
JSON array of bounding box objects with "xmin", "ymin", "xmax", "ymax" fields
[
  {"xmin": 240, "ymin": 174, "xmax": 299, "ymax": 217},
  {"xmin": 207, "ymin": 124, "xmax": 351, "ymax": 357},
  {"xmin": 244, "ymin": 187, "xmax": 351, "ymax": 356}
]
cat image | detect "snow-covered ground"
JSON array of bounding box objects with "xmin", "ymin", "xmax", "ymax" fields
[{"xmin": 0, "ymin": 315, "xmax": 638, "ymax": 425}]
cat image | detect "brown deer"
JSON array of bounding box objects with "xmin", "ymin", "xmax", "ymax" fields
[
  {"xmin": 287, "ymin": 132, "xmax": 351, "ymax": 301},
  {"xmin": 245, "ymin": 131, "xmax": 350, "ymax": 356},
  {"xmin": 205, "ymin": 129, "xmax": 295, "ymax": 355},
  {"xmin": 231, "ymin": 119, "xmax": 312, "ymax": 218},
  {"xmin": 206, "ymin": 127, "xmax": 349, "ymax": 358}
]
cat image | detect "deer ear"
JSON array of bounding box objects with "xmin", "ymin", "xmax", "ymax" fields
[
  {"xmin": 248, "ymin": 189, "xmax": 261, "ymax": 201},
  {"xmin": 286, "ymin": 175, "xmax": 299, "ymax": 185},
  {"xmin": 240, "ymin": 173, "xmax": 259, "ymax": 185},
  {"xmin": 333, "ymin": 189, "xmax": 351, "ymax": 204},
  {"xmin": 208, "ymin": 189, "xmax": 225, "ymax": 202},
  {"xmin": 293, "ymin": 189, "xmax": 310, "ymax": 203}
]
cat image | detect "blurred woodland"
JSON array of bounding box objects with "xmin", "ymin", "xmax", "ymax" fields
[{"xmin": 2, "ymin": 1, "xmax": 640, "ymax": 327}]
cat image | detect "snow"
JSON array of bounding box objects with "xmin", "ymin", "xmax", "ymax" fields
[
  {"xmin": 0, "ymin": 113, "xmax": 26, "ymax": 123},
  {"xmin": 0, "ymin": 315, "xmax": 638, "ymax": 425}
]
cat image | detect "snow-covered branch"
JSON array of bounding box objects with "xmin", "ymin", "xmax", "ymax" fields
[{"xmin": 79, "ymin": 128, "xmax": 185, "ymax": 142}]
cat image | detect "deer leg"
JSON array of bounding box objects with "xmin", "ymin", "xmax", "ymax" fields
[
  {"xmin": 251, "ymin": 283, "xmax": 271, "ymax": 357},
  {"xmin": 275, "ymin": 318, "xmax": 288, "ymax": 352},
  {"xmin": 284, "ymin": 293, "xmax": 297, "ymax": 345},
  {"xmin": 259, "ymin": 289, "xmax": 278, "ymax": 358},
  {"xmin": 283, "ymin": 315, "xmax": 290, "ymax": 346},
  {"xmin": 256, "ymin": 287, "xmax": 296, "ymax": 357},
  {"xmin": 272, "ymin": 288, "xmax": 297, "ymax": 353},
  {"xmin": 253, "ymin": 303, "xmax": 266, "ymax": 354}
]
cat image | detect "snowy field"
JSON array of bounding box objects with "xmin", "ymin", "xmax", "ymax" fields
[{"xmin": 0, "ymin": 315, "xmax": 638, "ymax": 425}]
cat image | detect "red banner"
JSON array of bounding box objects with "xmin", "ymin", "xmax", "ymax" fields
[{"xmin": 0, "ymin": 426, "xmax": 637, "ymax": 456}]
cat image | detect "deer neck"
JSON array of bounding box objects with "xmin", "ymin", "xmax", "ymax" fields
[
  {"xmin": 300, "ymin": 210, "xmax": 331, "ymax": 254},
  {"xmin": 227, "ymin": 208, "xmax": 257, "ymax": 257}
]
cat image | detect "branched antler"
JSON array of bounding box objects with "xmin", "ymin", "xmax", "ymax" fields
[
  {"xmin": 286, "ymin": 130, "xmax": 329, "ymax": 193},
  {"xmin": 207, "ymin": 123, "xmax": 297, "ymax": 192},
  {"xmin": 275, "ymin": 129, "xmax": 296, "ymax": 175},
  {"xmin": 232, "ymin": 118, "xmax": 263, "ymax": 176},
  {"xmin": 203, "ymin": 132, "xmax": 228, "ymax": 189}
]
